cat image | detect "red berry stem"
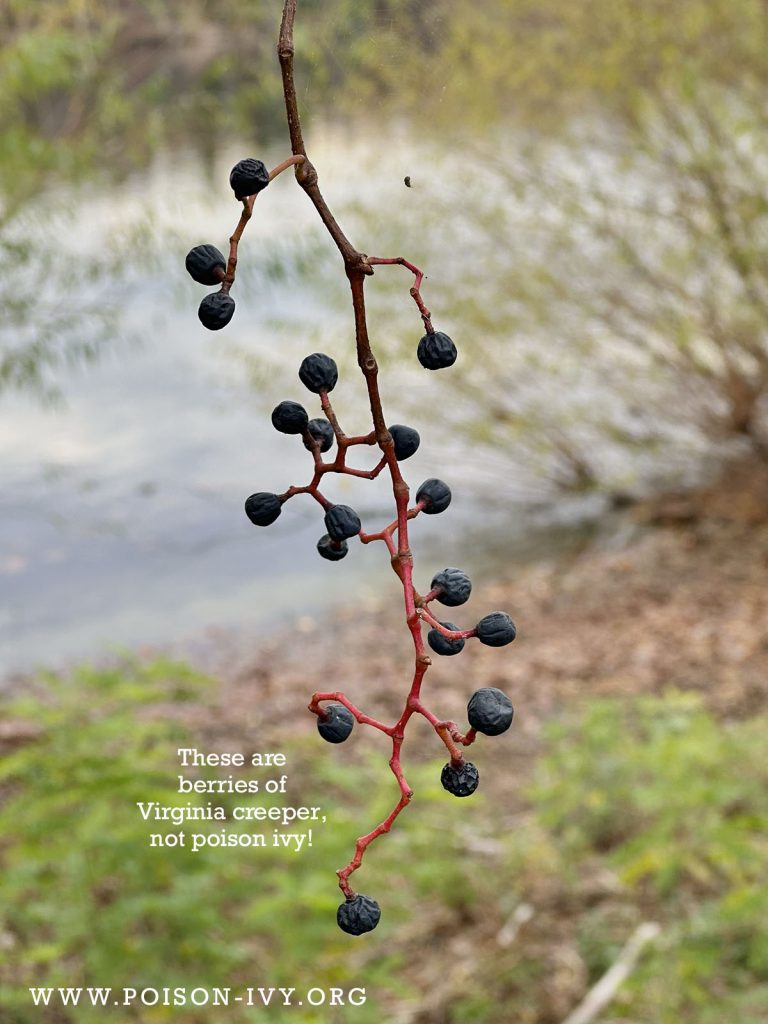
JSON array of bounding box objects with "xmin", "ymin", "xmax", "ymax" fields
[
  {"xmin": 418, "ymin": 609, "xmax": 478, "ymax": 640},
  {"xmin": 308, "ymin": 692, "xmax": 392, "ymax": 735},
  {"xmin": 268, "ymin": 154, "xmax": 306, "ymax": 181},
  {"xmin": 336, "ymin": 457, "xmax": 388, "ymax": 481},
  {"xmin": 367, "ymin": 256, "xmax": 434, "ymax": 333},
  {"xmin": 221, "ymin": 155, "xmax": 306, "ymax": 294},
  {"xmin": 336, "ymin": 790, "xmax": 412, "ymax": 899}
]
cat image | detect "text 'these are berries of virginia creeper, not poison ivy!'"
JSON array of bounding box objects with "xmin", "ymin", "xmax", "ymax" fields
[
  {"xmin": 416, "ymin": 478, "xmax": 451, "ymax": 514},
  {"xmin": 303, "ymin": 418, "xmax": 335, "ymax": 453},
  {"xmin": 427, "ymin": 621, "xmax": 465, "ymax": 656},
  {"xmin": 430, "ymin": 567, "xmax": 472, "ymax": 606},
  {"xmin": 389, "ymin": 424, "xmax": 420, "ymax": 461},
  {"xmin": 475, "ymin": 611, "xmax": 517, "ymax": 647},
  {"xmin": 324, "ymin": 504, "xmax": 362, "ymax": 541},
  {"xmin": 337, "ymin": 894, "xmax": 381, "ymax": 935},
  {"xmin": 417, "ymin": 331, "xmax": 457, "ymax": 370},
  {"xmin": 467, "ymin": 687, "xmax": 514, "ymax": 736},
  {"xmin": 244, "ymin": 492, "xmax": 282, "ymax": 527},
  {"xmin": 317, "ymin": 703, "xmax": 355, "ymax": 743},
  {"xmin": 271, "ymin": 400, "xmax": 309, "ymax": 434},
  {"xmin": 198, "ymin": 292, "xmax": 235, "ymax": 331},
  {"xmin": 229, "ymin": 158, "xmax": 270, "ymax": 200},
  {"xmin": 317, "ymin": 534, "xmax": 348, "ymax": 561},
  {"xmin": 440, "ymin": 761, "xmax": 479, "ymax": 797},
  {"xmin": 299, "ymin": 353, "xmax": 338, "ymax": 394},
  {"xmin": 185, "ymin": 244, "xmax": 226, "ymax": 285}
]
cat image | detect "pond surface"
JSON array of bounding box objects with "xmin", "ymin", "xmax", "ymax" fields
[{"xmin": 3, "ymin": 129, "xmax": 578, "ymax": 677}]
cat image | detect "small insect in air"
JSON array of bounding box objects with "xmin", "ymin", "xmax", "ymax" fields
[{"xmin": 404, "ymin": 175, "xmax": 412, "ymax": 188}]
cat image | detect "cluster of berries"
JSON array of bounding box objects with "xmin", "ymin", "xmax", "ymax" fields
[
  {"xmin": 185, "ymin": 159, "xmax": 271, "ymax": 331},
  {"xmin": 185, "ymin": 155, "xmax": 516, "ymax": 938},
  {"xmin": 242, "ymin": 352, "xmax": 464, "ymax": 572},
  {"xmin": 321, "ymin": 683, "xmax": 512, "ymax": 936},
  {"xmin": 320, "ymin": 685, "xmax": 513, "ymax": 777}
]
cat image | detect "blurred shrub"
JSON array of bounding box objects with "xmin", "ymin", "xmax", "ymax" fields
[{"xmin": 424, "ymin": 90, "xmax": 768, "ymax": 497}]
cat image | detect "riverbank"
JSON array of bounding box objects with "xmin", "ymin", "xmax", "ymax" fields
[
  {"xmin": 198, "ymin": 458, "xmax": 768, "ymax": 755},
  {"xmin": 2, "ymin": 461, "xmax": 767, "ymax": 1024}
]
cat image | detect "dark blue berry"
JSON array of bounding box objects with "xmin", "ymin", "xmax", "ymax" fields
[
  {"xmin": 427, "ymin": 621, "xmax": 465, "ymax": 656},
  {"xmin": 304, "ymin": 418, "xmax": 335, "ymax": 453},
  {"xmin": 185, "ymin": 244, "xmax": 226, "ymax": 285},
  {"xmin": 417, "ymin": 331, "xmax": 457, "ymax": 370},
  {"xmin": 317, "ymin": 534, "xmax": 348, "ymax": 561},
  {"xmin": 389, "ymin": 424, "xmax": 420, "ymax": 461},
  {"xmin": 325, "ymin": 504, "xmax": 361, "ymax": 541},
  {"xmin": 271, "ymin": 401, "xmax": 309, "ymax": 434},
  {"xmin": 299, "ymin": 353, "xmax": 338, "ymax": 394},
  {"xmin": 416, "ymin": 478, "xmax": 451, "ymax": 514},
  {"xmin": 467, "ymin": 687, "xmax": 514, "ymax": 736},
  {"xmin": 475, "ymin": 612, "xmax": 517, "ymax": 647},
  {"xmin": 198, "ymin": 292, "xmax": 235, "ymax": 331},
  {"xmin": 440, "ymin": 761, "xmax": 479, "ymax": 797},
  {"xmin": 244, "ymin": 492, "xmax": 282, "ymax": 527},
  {"xmin": 229, "ymin": 157, "xmax": 270, "ymax": 200},
  {"xmin": 337, "ymin": 893, "xmax": 381, "ymax": 935},
  {"xmin": 430, "ymin": 567, "xmax": 472, "ymax": 607},
  {"xmin": 317, "ymin": 703, "xmax": 354, "ymax": 743}
]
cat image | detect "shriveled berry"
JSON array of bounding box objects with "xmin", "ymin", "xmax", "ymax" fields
[
  {"xmin": 475, "ymin": 611, "xmax": 517, "ymax": 647},
  {"xmin": 229, "ymin": 157, "xmax": 270, "ymax": 200},
  {"xmin": 244, "ymin": 492, "xmax": 282, "ymax": 527},
  {"xmin": 416, "ymin": 478, "xmax": 451, "ymax": 514},
  {"xmin": 325, "ymin": 504, "xmax": 362, "ymax": 541},
  {"xmin": 185, "ymin": 244, "xmax": 226, "ymax": 285},
  {"xmin": 427, "ymin": 621, "xmax": 465, "ymax": 656},
  {"xmin": 304, "ymin": 418, "xmax": 335, "ymax": 453},
  {"xmin": 317, "ymin": 534, "xmax": 348, "ymax": 561},
  {"xmin": 271, "ymin": 400, "xmax": 309, "ymax": 434},
  {"xmin": 430, "ymin": 567, "xmax": 472, "ymax": 607},
  {"xmin": 440, "ymin": 761, "xmax": 479, "ymax": 797},
  {"xmin": 317, "ymin": 703, "xmax": 354, "ymax": 743},
  {"xmin": 467, "ymin": 687, "xmax": 514, "ymax": 736},
  {"xmin": 299, "ymin": 352, "xmax": 338, "ymax": 394},
  {"xmin": 198, "ymin": 292, "xmax": 235, "ymax": 331},
  {"xmin": 337, "ymin": 893, "xmax": 381, "ymax": 935},
  {"xmin": 417, "ymin": 330, "xmax": 457, "ymax": 370},
  {"xmin": 389, "ymin": 424, "xmax": 420, "ymax": 461}
]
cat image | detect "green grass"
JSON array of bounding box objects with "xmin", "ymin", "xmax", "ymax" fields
[{"xmin": 1, "ymin": 664, "xmax": 766, "ymax": 1022}]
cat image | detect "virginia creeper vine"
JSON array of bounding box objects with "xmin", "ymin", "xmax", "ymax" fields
[{"xmin": 185, "ymin": 0, "xmax": 518, "ymax": 935}]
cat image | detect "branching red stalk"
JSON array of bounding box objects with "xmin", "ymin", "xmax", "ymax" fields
[
  {"xmin": 274, "ymin": 0, "xmax": 477, "ymax": 900},
  {"xmin": 368, "ymin": 256, "xmax": 434, "ymax": 332}
]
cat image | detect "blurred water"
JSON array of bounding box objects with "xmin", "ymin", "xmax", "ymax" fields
[{"xmin": 3, "ymin": 133, "xmax": 560, "ymax": 676}]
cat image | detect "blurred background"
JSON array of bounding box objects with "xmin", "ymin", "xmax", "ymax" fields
[{"xmin": 1, "ymin": 1, "xmax": 767, "ymax": 1021}]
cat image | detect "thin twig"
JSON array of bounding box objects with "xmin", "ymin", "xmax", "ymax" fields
[{"xmin": 560, "ymin": 922, "xmax": 661, "ymax": 1024}]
